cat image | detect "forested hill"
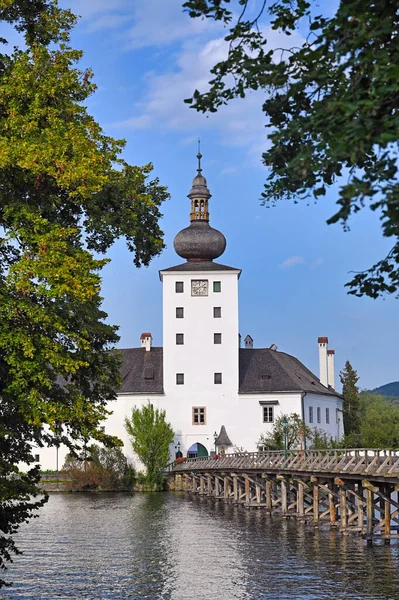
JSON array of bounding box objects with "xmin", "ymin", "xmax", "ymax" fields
[{"xmin": 371, "ymin": 382, "xmax": 399, "ymax": 404}]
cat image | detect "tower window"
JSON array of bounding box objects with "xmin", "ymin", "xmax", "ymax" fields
[
  {"xmin": 213, "ymin": 281, "xmax": 221, "ymax": 293},
  {"xmin": 214, "ymin": 333, "xmax": 222, "ymax": 344},
  {"xmin": 214, "ymin": 373, "xmax": 222, "ymax": 384},
  {"xmin": 176, "ymin": 334, "xmax": 184, "ymax": 345},
  {"xmin": 176, "ymin": 373, "xmax": 184, "ymax": 385},
  {"xmin": 213, "ymin": 307, "xmax": 221, "ymax": 318},
  {"xmin": 263, "ymin": 406, "xmax": 274, "ymax": 423},
  {"xmin": 176, "ymin": 307, "xmax": 184, "ymax": 318},
  {"xmin": 317, "ymin": 407, "xmax": 321, "ymax": 424},
  {"xmin": 309, "ymin": 406, "xmax": 313, "ymax": 423},
  {"xmin": 192, "ymin": 407, "xmax": 206, "ymax": 425},
  {"xmin": 175, "ymin": 281, "xmax": 184, "ymax": 293}
]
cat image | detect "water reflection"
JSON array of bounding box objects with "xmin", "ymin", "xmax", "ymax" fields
[{"xmin": 4, "ymin": 492, "xmax": 399, "ymax": 599}]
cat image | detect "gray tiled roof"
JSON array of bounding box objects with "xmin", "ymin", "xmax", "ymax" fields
[
  {"xmin": 116, "ymin": 346, "xmax": 338, "ymax": 397},
  {"xmin": 118, "ymin": 347, "xmax": 164, "ymax": 394},
  {"xmin": 238, "ymin": 348, "xmax": 338, "ymax": 396},
  {"xmin": 160, "ymin": 260, "xmax": 241, "ymax": 276}
]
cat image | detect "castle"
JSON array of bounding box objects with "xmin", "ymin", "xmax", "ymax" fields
[{"xmin": 38, "ymin": 152, "xmax": 343, "ymax": 470}]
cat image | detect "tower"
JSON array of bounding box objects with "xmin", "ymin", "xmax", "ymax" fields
[{"xmin": 159, "ymin": 150, "xmax": 241, "ymax": 454}]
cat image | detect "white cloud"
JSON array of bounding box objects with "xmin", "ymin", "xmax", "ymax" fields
[
  {"xmin": 310, "ymin": 257, "xmax": 324, "ymax": 270},
  {"xmin": 124, "ymin": 0, "xmax": 220, "ymax": 49},
  {"xmin": 280, "ymin": 256, "xmax": 305, "ymax": 269},
  {"xmin": 110, "ymin": 24, "xmax": 304, "ymax": 158}
]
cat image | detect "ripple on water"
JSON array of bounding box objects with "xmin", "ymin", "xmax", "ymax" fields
[{"xmin": 3, "ymin": 492, "xmax": 399, "ymax": 600}]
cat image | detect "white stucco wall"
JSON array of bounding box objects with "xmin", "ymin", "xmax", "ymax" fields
[{"xmin": 303, "ymin": 392, "xmax": 344, "ymax": 440}]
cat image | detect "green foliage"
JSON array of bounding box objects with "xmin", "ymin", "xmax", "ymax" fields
[
  {"xmin": 0, "ymin": 0, "xmax": 168, "ymax": 585},
  {"xmin": 62, "ymin": 445, "xmax": 135, "ymax": 492},
  {"xmin": 258, "ymin": 413, "xmax": 311, "ymax": 451},
  {"xmin": 311, "ymin": 428, "xmax": 337, "ymax": 450},
  {"xmin": 340, "ymin": 361, "xmax": 361, "ymax": 436},
  {"xmin": 356, "ymin": 392, "xmax": 399, "ymax": 448},
  {"xmin": 125, "ymin": 405, "xmax": 174, "ymax": 484},
  {"xmin": 184, "ymin": 0, "xmax": 399, "ymax": 298}
]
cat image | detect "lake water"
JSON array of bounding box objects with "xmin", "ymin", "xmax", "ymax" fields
[{"xmin": 4, "ymin": 492, "xmax": 399, "ymax": 599}]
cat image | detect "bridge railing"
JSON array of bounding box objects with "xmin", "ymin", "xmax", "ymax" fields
[{"xmin": 171, "ymin": 448, "xmax": 399, "ymax": 477}]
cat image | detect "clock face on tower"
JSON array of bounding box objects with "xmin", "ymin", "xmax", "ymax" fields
[{"xmin": 191, "ymin": 279, "xmax": 208, "ymax": 296}]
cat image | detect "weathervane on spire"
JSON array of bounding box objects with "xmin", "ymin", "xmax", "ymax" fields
[{"xmin": 197, "ymin": 138, "xmax": 202, "ymax": 174}]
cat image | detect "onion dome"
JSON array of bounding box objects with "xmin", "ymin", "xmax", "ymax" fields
[{"xmin": 173, "ymin": 144, "xmax": 226, "ymax": 262}]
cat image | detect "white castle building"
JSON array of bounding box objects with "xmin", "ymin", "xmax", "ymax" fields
[{"xmin": 38, "ymin": 153, "xmax": 343, "ymax": 470}]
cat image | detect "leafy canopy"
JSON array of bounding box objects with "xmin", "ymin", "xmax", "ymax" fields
[
  {"xmin": 125, "ymin": 404, "xmax": 175, "ymax": 484},
  {"xmin": 184, "ymin": 0, "xmax": 399, "ymax": 298},
  {"xmin": 62, "ymin": 445, "xmax": 135, "ymax": 491},
  {"xmin": 258, "ymin": 413, "xmax": 312, "ymax": 451},
  {"xmin": 0, "ymin": 0, "xmax": 168, "ymax": 585},
  {"xmin": 339, "ymin": 360, "xmax": 360, "ymax": 436}
]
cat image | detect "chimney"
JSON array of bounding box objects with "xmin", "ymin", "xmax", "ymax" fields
[
  {"xmin": 269, "ymin": 343, "xmax": 278, "ymax": 351},
  {"xmin": 140, "ymin": 332, "xmax": 152, "ymax": 352},
  {"xmin": 327, "ymin": 349, "xmax": 335, "ymax": 389},
  {"xmin": 318, "ymin": 336, "xmax": 328, "ymax": 387},
  {"xmin": 244, "ymin": 335, "xmax": 253, "ymax": 349}
]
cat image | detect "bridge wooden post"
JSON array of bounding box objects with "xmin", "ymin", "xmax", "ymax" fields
[
  {"xmin": 224, "ymin": 477, "xmax": 230, "ymax": 500},
  {"xmin": 207, "ymin": 475, "xmax": 212, "ymax": 497},
  {"xmin": 337, "ymin": 480, "xmax": 348, "ymax": 533},
  {"xmin": 297, "ymin": 480, "xmax": 305, "ymax": 520},
  {"xmin": 266, "ymin": 479, "xmax": 272, "ymax": 512},
  {"xmin": 329, "ymin": 483, "xmax": 337, "ymax": 525},
  {"xmin": 357, "ymin": 483, "xmax": 364, "ymax": 533},
  {"xmin": 312, "ymin": 477, "xmax": 319, "ymax": 525},
  {"xmin": 384, "ymin": 485, "xmax": 392, "ymax": 543},
  {"xmin": 233, "ymin": 475, "xmax": 238, "ymax": 502},
  {"xmin": 245, "ymin": 475, "xmax": 250, "ymax": 506},
  {"xmin": 199, "ymin": 475, "xmax": 205, "ymax": 495},
  {"xmin": 215, "ymin": 475, "xmax": 220, "ymax": 498},
  {"xmin": 255, "ymin": 481, "xmax": 261, "ymax": 507},
  {"xmin": 364, "ymin": 482, "xmax": 376, "ymax": 545},
  {"xmin": 280, "ymin": 476, "xmax": 288, "ymax": 518},
  {"xmin": 184, "ymin": 474, "xmax": 190, "ymax": 491}
]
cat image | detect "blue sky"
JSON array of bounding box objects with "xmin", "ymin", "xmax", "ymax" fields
[{"xmin": 6, "ymin": 0, "xmax": 399, "ymax": 390}]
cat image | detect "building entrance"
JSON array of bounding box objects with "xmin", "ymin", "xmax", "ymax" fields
[{"xmin": 187, "ymin": 443, "xmax": 208, "ymax": 459}]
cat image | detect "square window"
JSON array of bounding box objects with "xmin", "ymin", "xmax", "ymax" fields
[
  {"xmin": 214, "ymin": 372, "xmax": 222, "ymax": 384},
  {"xmin": 213, "ymin": 281, "xmax": 221, "ymax": 293},
  {"xmin": 34, "ymin": 454, "xmax": 40, "ymax": 462},
  {"xmin": 176, "ymin": 333, "xmax": 184, "ymax": 345},
  {"xmin": 214, "ymin": 333, "xmax": 222, "ymax": 344},
  {"xmin": 176, "ymin": 373, "xmax": 184, "ymax": 385},
  {"xmin": 176, "ymin": 307, "xmax": 184, "ymax": 318},
  {"xmin": 263, "ymin": 406, "xmax": 274, "ymax": 423},
  {"xmin": 317, "ymin": 407, "xmax": 321, "ymax": 424},
  {"xmin": 175, "ymin": 281, "xmax": 184, "ymax": 293},
  {"xmin": 213, "ymin": 307, "xmax": 221, "ymax": 318},
  {"xmin": 192, "ymin": 407, "xmax": 206, "ymax": 425},
  {"xmin": 326, "ymin": 407, "xmax": 330, "ymax": 424},
  {"xmin": 309, "ymin": 406, "xmax": 313, "ymax": 423}
]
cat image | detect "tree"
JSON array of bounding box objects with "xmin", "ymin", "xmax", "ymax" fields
[
  {"xmin": 62, "ymin": 445, "xmax": 135, "ymax": 491},
  {"xmin": 184, "ymin": 0, "xmax": 399, "ymax": 298},
  {"xmin": 340, "ymin": 361, "xmax": 360, "ymax": 437},
  {"xmin": 357, "ymin": 392, "xmax": 399, "ymax": 448},
  {"xmin": 125, "ymin": 405, "xmax": 174, "ymax": 484},
  {"xmin": 0, "ymin": 0, "xmax": 168, "ymax": 585},
  {"xmin": 258, "ymin": 413, "xmax": 311, "ymax": 451}
]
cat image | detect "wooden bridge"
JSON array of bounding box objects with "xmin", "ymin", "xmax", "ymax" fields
[{"xmin": 171, "ymin": 449, "xmax": 399, "ymax": 544}]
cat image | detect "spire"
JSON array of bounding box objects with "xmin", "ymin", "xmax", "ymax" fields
[
  {"xmin": 173, "ymin": 143, "xmax": 226, "ymax": 262},
  {"xmin": 188, "ymin": 143, "xmax": 211, "ymax": 222},
  {"xmin": 197, "ymin": 138, "xmax": 202, "ymax": 174}
]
